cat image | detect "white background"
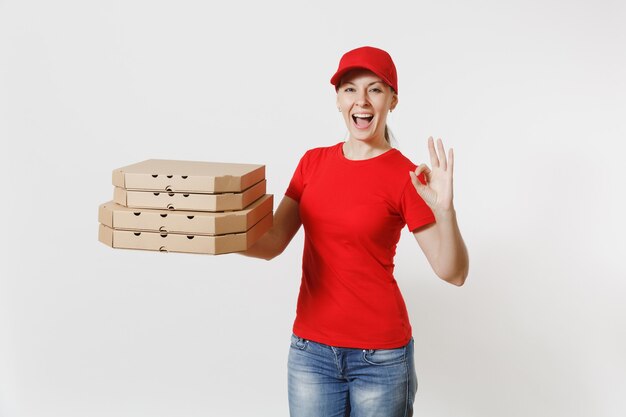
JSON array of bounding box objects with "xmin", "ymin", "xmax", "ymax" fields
[{"xmin": 1, "ymin": 1, "xmax": 625, "ymax": 416}]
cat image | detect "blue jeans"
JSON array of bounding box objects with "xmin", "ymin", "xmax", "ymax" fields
[{"xmin": 288, "ymin": 334, "xmax": 418, "ymax": 417}]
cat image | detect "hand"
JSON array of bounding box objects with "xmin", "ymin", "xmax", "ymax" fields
[{"xmin": 409, "ymin": 137, "xmax": 454, "ymax": 214}]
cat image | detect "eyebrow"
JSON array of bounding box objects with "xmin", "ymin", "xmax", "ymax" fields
[{"xmin": 342, "ymin": 81, "xmax": 384, "ymax": 87}]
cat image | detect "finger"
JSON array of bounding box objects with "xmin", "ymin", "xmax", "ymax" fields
[
  {"xmin": 437, "ymin": 138, "xmax": 447, "ymax": 171},
  {"xmin": 448, "ymin": 148, "xmax": 454, "ymax": 177},
  {"xmin": 428, "ymin": 136, "xmax": 439, "ymax": 168},
  {"xmin": 414, "ymin": 163, "xmax": 431, "ymax": 175},
  {"xmin": 414, "ymin": 164, "xmax": 431, "ymax": 183}
]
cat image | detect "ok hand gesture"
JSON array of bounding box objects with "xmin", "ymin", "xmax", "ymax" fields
[{"xmin": 409, "ymin": 137, "xmax": 455, "ymax": 214}]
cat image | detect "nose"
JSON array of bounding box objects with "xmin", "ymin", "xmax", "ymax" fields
[{"xmin": 355, "ymin": 89, "xmax": 370, "ymax": 107}]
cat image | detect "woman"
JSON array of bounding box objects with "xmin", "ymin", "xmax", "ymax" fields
[{"xmin": 243, "ymin": 46, "xmax": 469, "ymax": 417}]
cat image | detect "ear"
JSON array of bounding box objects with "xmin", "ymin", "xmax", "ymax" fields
[{"xmin": 390, "ymin": 94, "xmax": 398, "ymax": 112}]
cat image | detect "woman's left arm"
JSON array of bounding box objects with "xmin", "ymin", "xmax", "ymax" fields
[{"xmin": 409, "ymin": 137, "xmax": 469, "ymax": 286}]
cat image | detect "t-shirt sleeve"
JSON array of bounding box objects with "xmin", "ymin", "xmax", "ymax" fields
[
  {"xmin": 284, "ymin": 151, "xmax": 308, "ymax": 202},
  {"xmin": 400, "ymin": 173, "xmax": 436, "ymax": 232}
]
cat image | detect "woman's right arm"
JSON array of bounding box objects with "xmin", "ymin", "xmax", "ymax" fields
[{"xmin": 239, "ymin": 195, "xmax": 302, "ymax": 260}]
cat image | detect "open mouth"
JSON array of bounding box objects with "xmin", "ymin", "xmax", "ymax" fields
[{"xmin": 352, "ymin": 113, "xmax": 374, "ymax": 129}]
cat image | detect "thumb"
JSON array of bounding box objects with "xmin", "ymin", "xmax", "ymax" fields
[{"xmin": 409, "ymin": 171, "xmax": 424, "ymax": 194}]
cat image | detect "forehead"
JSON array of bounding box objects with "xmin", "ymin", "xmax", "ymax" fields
[{"xmin": 339, "ymin": 68, "xmax": 384, "ymax": 85}]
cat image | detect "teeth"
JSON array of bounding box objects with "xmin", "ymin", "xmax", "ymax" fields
[{"xmin": 353, "ymin": 114, "xmax": 373, "ymax": 118}]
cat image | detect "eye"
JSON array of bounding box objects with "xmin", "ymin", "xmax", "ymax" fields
[
  {"xmin": 343, "ymin": 87, "xmax": 355, "ymax": 92},
  {"xmin": 370, "ymin": 87, "xmax": 382, "ymax": 93}
]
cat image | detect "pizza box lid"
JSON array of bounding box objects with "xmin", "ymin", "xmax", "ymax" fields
[
  {"xmin": 112, "ymin": 159, "xmax": 265, "ymax": 193},
  {"xmin": 98, "ymin": 212, "xmax": 272, "ymax": 255},
  {"xmin": 112, "ymin": 179, "xmax": 266, "ymax": 212},
  {"xmin": 98, "ymin": 194, "xmax": 273, "ymax": 235}
]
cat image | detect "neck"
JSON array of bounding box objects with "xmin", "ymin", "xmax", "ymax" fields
[{"xmin": 342, "ymin": 137, "xmax": 392, "ymax": 160}]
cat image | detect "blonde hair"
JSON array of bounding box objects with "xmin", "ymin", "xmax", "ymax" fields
[{"xmin": 385, "ymin": 124, "xmax": 399, "ymax": 148}]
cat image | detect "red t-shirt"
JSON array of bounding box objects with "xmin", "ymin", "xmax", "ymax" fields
[{"xmin": 285, "ymin": 142, "xmax": 436, "ymax": 349}]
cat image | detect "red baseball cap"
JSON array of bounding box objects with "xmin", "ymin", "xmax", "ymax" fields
[{"xmin": 330, "ymin": 46, "xmax": 398, "ymax": 93}]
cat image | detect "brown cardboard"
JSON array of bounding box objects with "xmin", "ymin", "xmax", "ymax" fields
[
  {"xmin": 113, "ymin": 179, "xmax": 266, "ymax": 212},
  {"xmin": 98, "ymin": 211, "xmax": 273, "ymax": 255},
  {"xmin": 99, "ymin": 194, "xmax": 273, "ymax": 235},
  {"xmin": 112, "ymin": 159, "xmax": 265, "ymax": 193}
]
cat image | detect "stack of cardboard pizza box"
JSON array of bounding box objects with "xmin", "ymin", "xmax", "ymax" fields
[{"xmin": 98, "ymin": 159, "xmax": 272, "ymax": 255}]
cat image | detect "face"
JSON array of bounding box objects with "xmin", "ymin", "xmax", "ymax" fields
[{"xmin": 336, "ymin": 68, "xmax": 398, "ymax": 143}]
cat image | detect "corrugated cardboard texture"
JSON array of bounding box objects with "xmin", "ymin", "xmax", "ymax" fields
[
  {"xmin": 98, "ymin": 211, "xmax": 273, "ymax": 255},
  {"xmin": 113, "ymin": 179, "xmax": 266, "ymax": 212},
  {"xmin": 98, "ymin": 194, "xmax": 273, "ymax": 235},
  {"xmin": 112, "ymin": 159, "xmax": 265, "ymax": 193}
]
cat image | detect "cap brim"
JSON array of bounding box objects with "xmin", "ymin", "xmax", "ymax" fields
[{"xmin": 330, "ymin": 65, "xmax": 395, "ymax": 92}]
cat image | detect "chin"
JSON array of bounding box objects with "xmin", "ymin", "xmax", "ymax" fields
[{"xmin": 349, "ymin": 129, "xmax": 381, "ymax": 142}]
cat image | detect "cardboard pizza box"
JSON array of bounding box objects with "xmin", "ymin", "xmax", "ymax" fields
[
  {"xmin": 112, "ymin": 159, "xmax": 265, "ymax": 193},
  {"xmin": 98, "ymin": 194, "xmax": 273, "ymax": 235},
  {"xmin": 113, "ymin": 179, "xmax": 266, "ymax": 212},
  {"xmin": 98, "ymin": 212, "xmax": 272, "ymax": 255}
]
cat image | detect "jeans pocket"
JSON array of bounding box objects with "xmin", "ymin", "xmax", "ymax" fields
[
  {"xmin": 362, "ymin": 345, "xmax": 406, "ymax": 366},
  {"xmin": 290, "ymin": 333, "xmax": 309, "ymax": 350}
]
